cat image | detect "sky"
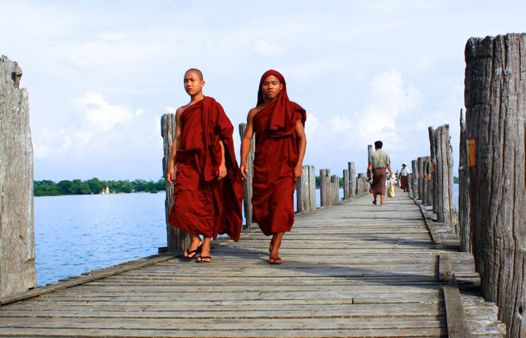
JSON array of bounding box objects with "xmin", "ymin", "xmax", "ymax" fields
[{"xmin": 2, "ymin": 0, "xmax": 525, "ymax": 181}]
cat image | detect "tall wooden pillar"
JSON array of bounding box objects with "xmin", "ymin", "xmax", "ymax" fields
[
  {"xmin": 465, "ymin": 33, "xmax": 526, "ymax": 337},
  {"xmin": 0, "ymin": 56, "xmax": 36, "ymax": 299},
  {"xmin": 348, "ymin": 162, "xmax": 356, "ymax": 199},
  {"xmin": 239, "ymin": 123, "xmax": 257, "ymax": 228},
  {"xmin": 161, "ymin": 114, "xmax": 190, "ymax": 253}
]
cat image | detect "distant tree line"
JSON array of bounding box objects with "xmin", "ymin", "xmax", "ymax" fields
[{"xmin": 34, "ymin": 178, "xmax": 167, "ymax": 197}]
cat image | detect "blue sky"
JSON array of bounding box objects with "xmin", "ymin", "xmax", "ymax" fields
[{"xmin": 2, "ymin": 0, "xmax": 525, "ymax": 181}]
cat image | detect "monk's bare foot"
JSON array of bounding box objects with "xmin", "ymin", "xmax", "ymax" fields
[
  {"xmin": 372, "ymin": 200, "xmax": 377, "ymax": 205},
  {"xmin": 183, "ymin": 239, "xmax": 203, "ymax": 258},
  {"xmin": 196, "ymin": 255, "xmax": 212, "ymax": 263},
  {"xmin": 269, "ymin": 256, "xmax": 282, "ymax": 264}
]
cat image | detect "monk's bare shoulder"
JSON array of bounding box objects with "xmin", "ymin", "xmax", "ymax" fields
[
  {"xmin": 247, "ymin": 106, "xmax": 262, "ymax": 120},
  {"xmin": 176, "ymin": 105, "xmax": 187, "ymax": 117}
]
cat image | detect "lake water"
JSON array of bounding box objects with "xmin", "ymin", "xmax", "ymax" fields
[
  {"xmin": 35, "ymin": 193, "xmax": 166, "ymax": 286},
  {"xmin": 34, "ymin": 185, "xmax": 456, "ymax": 286}
]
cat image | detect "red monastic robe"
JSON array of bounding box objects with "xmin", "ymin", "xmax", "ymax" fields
[
  {"xmin": 252, "ymin": 70, "xmax": 306, "ymax": 236},
  {"xmin": 168, "ymin": 97, "xmax": 244, "ymax": 241}
]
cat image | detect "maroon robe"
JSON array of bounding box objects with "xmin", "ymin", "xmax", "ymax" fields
[
  {"xmin": 252, "ymin": 70, "xmax": 306, "ymax": 236},
  {"xmin": 168, "ymin": 97, "xmax": 244, "ymax": 241}
]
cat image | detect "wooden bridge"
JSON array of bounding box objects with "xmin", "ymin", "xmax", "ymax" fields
[{"xmin": 0, "ymin": 191, "xmax": 505, "ymax": 337}]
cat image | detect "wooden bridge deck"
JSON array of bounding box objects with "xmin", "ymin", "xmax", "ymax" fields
[{"xmin": 0, "ymin": 192, "xmax": 505, "ymax": 337}]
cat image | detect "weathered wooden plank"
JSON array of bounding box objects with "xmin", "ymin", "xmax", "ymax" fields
[
  {"xmin": 0, "ymin": 327, "xmax": 447, "ymax": 338},
  {"xmin": 0, "ymin": 255, "xmax": 174, "ymax": 306},
  {"xmin": 0, "ymin": 189, "xmax": 501, "ymax": 337},
  {"xmin": 443, "ymin": 277, "xmax": 472, "ymax": 338}
]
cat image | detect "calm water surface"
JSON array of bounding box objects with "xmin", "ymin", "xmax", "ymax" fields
[{"xmin": 35, "ymin": 193, "xmax": 166, "ymax": 286}]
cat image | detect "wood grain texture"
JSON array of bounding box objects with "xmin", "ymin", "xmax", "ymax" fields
[
  {"xmin": 238, "ymin": 123, "xmax": 256, "ymax": 228},
  {"xmin": 348, "ymin": 162, "xmax": 356, "ymax": 199},
  {"xmin": 0, "ymin": 56, "xmax": 36, "ymax": 299},
  {"xmin": 458, "ymin": 109, "xmax": 471, "ymax": 253},
  {"xmin": 443, "ymin": 277, "xmax": 472, "ymax": 338},
  {"xmin": 465, "ymin": 33, "xmax": 526, "ymax": 338},
  {"xmin": 0, "ymin": 192, "xmax": 504, "ymax": 337},
  {"xmin": 319, "ymin": 169, "xmax": 330, "ymax": 207}
]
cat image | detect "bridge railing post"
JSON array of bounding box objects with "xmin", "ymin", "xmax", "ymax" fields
[
  {"xmin": 343, "ymin": 169, "xmax": 349, "ymax": 200},
  {"xmin": 348, "ymin": 162, "xmax": 356, "ymax": 199},
  {"xmin": 308, "ymin": 166, "xmax": 316, "ymax": 211},
  {"xmin": 161, "ymin": 114, "xmax": 190, "ymax": 253},
  {"xmin": 239, "ymin": 123, "xmax": 257, "ymax": 229},
  {"xmin": 331, "ymin": 175, "xmax": 339, "ymax": 204},
  {"xmin": 296, "ymin": 165, "xmax": 309, "ymax": 212},
  {"xmin": 464, "ymin": 33, "xmax": 526, "ymax": 336},
  {"xmin": 0, "ymin": 56, "xmax": 36, "ymax": 299},
  {"xmin": 320, "ymin": 169, "xmax": 331, "ymax": 207}
]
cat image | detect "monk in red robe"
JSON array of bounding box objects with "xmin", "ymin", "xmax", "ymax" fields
[
  {"xmin": 167, "ymin": 69, "xmax": 244, "ymax": 263},
  {"xmin": 240, "ymin": 70, "xmax": 307, "ymax": 264}
]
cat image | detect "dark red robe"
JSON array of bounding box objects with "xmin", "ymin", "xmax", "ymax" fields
[
  {"xmin": 252, "ymin": 70, "xmax": 306, "ymax": 236},
  {"xmin": 168, "ymin": 97, "xmax": 244, "ymax": 241}
]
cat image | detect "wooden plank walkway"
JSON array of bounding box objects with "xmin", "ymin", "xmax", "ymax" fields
[{"xmin": 0, "ymin": 192, "xmax": 505, "ymax": 337}]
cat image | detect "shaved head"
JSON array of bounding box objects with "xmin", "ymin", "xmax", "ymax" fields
[{"xmin": 185, "ymin": 68, "xmax": 203, "ymax": 81}]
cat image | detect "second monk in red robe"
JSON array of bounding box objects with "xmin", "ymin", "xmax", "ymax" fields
[
  {"xmin": 240, "ymin": 70, "xmax": 307, "ymax": 264},
  {"xmin": 167, "ymin": 69, "xmax": 244, "ymax": 263}
]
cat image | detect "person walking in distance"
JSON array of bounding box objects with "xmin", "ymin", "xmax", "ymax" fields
[{"xmin": 368, "ymin": 140, "xmax": 392, "ymax": 206}]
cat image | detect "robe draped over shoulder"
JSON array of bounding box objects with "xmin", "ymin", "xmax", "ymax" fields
[
  {"xmin": 168, "ymin": 97, "xmax": 244, "ymax": 241},
  {"xmin": 252, "ymin": 70, "xmax": 306, "ymax": 236}
]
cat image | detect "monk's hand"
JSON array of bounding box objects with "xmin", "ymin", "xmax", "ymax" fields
[
  {"xmin": 218, "ymin": 164, "xmax": 227, "ymax": 180},
  {"xmin": 293, "ymin": 165, "xmax": 303, "ymax": 182},
  {"xmin": 240, "ymin": 163, "xmax": 248, "ymax": 179},
  {"xmin": 166, "ymin": 167, "xmax": 175, "ymax": 184}
]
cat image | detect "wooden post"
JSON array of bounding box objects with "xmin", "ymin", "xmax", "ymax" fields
[
  {"xmin": 320, "ymin": 169, "xmax": 331, "ymax": 206},
  {"xmin": 465, "ymin": 33, "xmax": 526, "ymax": 337},
  {"xmin": 348, "ymin": 162, "xmax": 356, "ymax": 199},
  {"xmin": 331, "ymin": 175, "xmax": 339, "ymax": 204},
  {"xmin": 426, "ymin": 157, "xmax": 434, "ymax": 206},
  {"xmin": 239, "ymin": 123, "xmax": 256, "ymax": 228},
  {"xmin": 430, "ymin": 125, "xmax": 459, "ymax": 231},
  {"xmin": 343, "ymin": 169, "xmax": 349, "ymax": 200},
  {"xmin": 429, "ymin": 127, "xmax": 438, "ymax": 214},
  {"xmin": 417, "ymin": 157, "xmax": 424, "ymax": 201},
  {"xmin": 296, "ymin": 165, "xmax": 310, "ymax": 212},
  {"xmin": 161, "ymin": 114, "xmax": 190, "ymax": 253},
  {"xmin": 309, "ymin": 166, "xmax": 316, "ymax": 211},
  {"xmin": 411, "ymin": 160, "xmax": 417, "ymax": 197},
  {"xmin": 356, "ymin": 173, "xmax": 366, "ymax": 196},
  {"xmin": 0, "ymin": 56, "xmax": 36, "ymax": 298},
  {"xmin": 459, "ymin": 109, "xmax": 471, "ymax": 252}
]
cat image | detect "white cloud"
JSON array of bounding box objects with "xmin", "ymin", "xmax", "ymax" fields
[{"xmin": 75, "ymin": 91, "xmax": 136, "ymax": 132}]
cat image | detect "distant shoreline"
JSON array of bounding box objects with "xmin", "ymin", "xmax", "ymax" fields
[{"xmin": 34, "ymin": 178, "xmax": 166, "ymax": 197}]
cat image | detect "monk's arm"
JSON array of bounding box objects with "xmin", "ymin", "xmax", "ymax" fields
[
  {"xmin": 240, "ymin": 110, "xmax": 256, "ymax": 179},
  {"xmin": 218, "ymin": 140, "xmax": 227, "ymax": 180},
  {"xmin": 167, "ymin": 108, "xmax": 183, "ymax": 183},
  {"xmin": 293, "ymin": 119, "xmax": 307, "ymax": 182}
]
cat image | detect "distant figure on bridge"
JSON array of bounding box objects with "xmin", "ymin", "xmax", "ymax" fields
[
  {"xmin": 399, "ymin": 162, "xmax": 410, "ymax": 192},
  {"xmin": 368, "ymin": 140, "xmax": 392, "ymax": 206},
  {"xmin": 240, "ymin": 70, "xmax": 307, "ymax": 264},
  {"xmin": 166, "ymin": 69, "xmax": 244, "ymax": 263}
]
